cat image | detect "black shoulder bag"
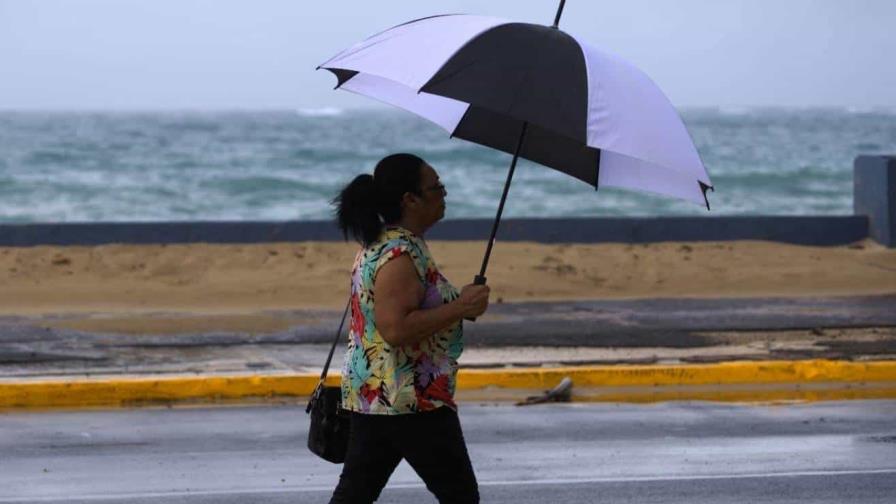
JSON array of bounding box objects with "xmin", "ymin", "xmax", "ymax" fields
[{"xmin": 305, "ymin": 297, "xmax": 351, "ymax": 463}]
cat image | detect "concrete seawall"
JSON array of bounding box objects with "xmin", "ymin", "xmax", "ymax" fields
[
  {"xmin": 1, "ymin": 155, "xmax": 893, "ymax": 248},
  {"xmin": 0, "ymin": 215, "xmax": 872, "ymax": 247}
]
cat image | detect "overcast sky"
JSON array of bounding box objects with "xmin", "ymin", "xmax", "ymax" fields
[{"xmin": 1, "ymin": 0, "xmax": 894, "ymax": 110}]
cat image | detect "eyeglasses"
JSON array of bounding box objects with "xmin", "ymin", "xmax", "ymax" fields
[{"xmin": 419, "ymin": 182, "xmax": 446, "ymax": 195}]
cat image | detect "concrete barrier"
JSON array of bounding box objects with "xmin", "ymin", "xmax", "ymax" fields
[
  {"xmin": 0, "ymin": 215, "xmax": 871, "ymax": 247},
  {"xmin": 0, "ymin": 156, "xmax": 892, "ymax": 248},
  {"xmin": 855, "ymin": 155, "xmax": 896, "ymax": 247}
]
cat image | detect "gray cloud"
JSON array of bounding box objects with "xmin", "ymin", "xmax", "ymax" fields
[{"xmin": 1, "ymin": 0, "xmax": 893, "ymax": 110}]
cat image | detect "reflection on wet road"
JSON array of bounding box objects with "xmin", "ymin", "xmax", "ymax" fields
[{"xmin": 1, "ymin": 401, "xmax": 895, "ymax": 503}]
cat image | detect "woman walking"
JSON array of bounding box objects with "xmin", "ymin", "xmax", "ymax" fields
[{"xmin": 330, "ymin": 153, "xmax": 490, "ymax": 503}]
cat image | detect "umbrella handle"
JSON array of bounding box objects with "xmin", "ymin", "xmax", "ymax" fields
[{"xmin": 464, "ymin": 275, "xmax": 488, "ymax": 322}]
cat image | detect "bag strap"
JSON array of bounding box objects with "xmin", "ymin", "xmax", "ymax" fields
[
  {"xmin": 321, "ymin": 296, "xmax": 351, "ymax": 383},
  {"xmin": 306, "ymin": 296, "xmax": 351, "ymax": 413}
]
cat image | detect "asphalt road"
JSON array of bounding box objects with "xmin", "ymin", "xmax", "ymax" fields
[{"xmin": 2, "ymin": 401, "xmax": 895, "ymax": 503}]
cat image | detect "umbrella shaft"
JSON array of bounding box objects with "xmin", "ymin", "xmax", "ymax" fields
[{"xmin": 477, "ymin": 121, "xmax": 529, "ymax": 282}]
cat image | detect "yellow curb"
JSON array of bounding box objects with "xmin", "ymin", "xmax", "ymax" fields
[
  {"xmin": 1, "ymin": 360, "xmax": 895, "ymax": 409},
  {"xmin": 0, "ymin": 373, "xmax": 341, "ymax": 409},
  {"xmin": 455, "ymin": 359, "xmax": 896, "ymax": 389},
  {"xmin": 569, "ymin": 383, "xmax": 896, "ymax": 404}
]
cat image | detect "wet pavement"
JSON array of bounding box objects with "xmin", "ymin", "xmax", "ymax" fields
[
  {"xmin": 1, "ymin": 295, "xmax": 895, "ymax": 379},
  {"xmin": 1, "ymin": 401, "xmax": 895, "ymax": 503}
]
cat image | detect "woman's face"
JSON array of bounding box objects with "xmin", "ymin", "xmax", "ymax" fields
[{"xmin": 415, "ymin": 163, "xmax": 447, "ymax": 226}]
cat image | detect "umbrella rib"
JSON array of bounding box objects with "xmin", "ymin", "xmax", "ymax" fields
[
  {"xmin": 318, "ymin": 14, "xmax": 463, "ymax": 70},
  {"xmin": 420, "ymin": 58, "xmax": 480, "ymax": 93},
  {"xmin": 449, "ymin": 105, "xmax": 473, "ymax": 138}
]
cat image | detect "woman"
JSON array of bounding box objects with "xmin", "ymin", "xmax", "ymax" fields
[{"xmin": 329, "ymin": 153, "xmax": 490, "ymax": 503}]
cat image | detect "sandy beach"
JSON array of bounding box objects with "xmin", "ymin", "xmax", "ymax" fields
[{"xmin": 1, "ymin": 238, "xmax": 894, "ymax": 334}]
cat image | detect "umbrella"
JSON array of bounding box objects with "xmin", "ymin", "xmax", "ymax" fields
[{"xmin": 317, "ymin": 1, "xmax": 713, "ymax": 287}]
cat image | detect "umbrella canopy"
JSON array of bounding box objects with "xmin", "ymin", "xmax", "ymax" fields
[{"xmin": 318, "ymin": 13, "xmax": 713, "ymax": 207}]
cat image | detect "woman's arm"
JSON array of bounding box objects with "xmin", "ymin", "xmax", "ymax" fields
[{"xmin": 374, "ymin": 254, "xmax": 489, "ymax": 347}]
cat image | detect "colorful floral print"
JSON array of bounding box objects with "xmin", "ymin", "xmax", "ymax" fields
[{"xmin": 341, "ymin": 226, "xmax": 462, "ymax": 415}]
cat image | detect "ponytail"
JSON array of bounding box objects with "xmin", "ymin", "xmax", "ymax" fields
[
  {"xmin": 333, "ymin": 174, "xmax": 382, "ymax": 246},
  {"xmin": 332, "ymin": 153, "xmax": 425, "ymax": 247}
]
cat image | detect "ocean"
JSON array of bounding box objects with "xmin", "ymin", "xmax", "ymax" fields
[{"xmin": 0, "ymin": 107, "xmax": 894, "ymax": 223}]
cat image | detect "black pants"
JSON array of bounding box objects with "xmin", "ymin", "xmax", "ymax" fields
[{"xmin": 329, "ymin": 407, "xmax": 479, "ymax": 503}]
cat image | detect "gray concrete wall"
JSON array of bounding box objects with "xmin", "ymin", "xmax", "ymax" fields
[
  {"xmin": 854, "ymin": 155, "xmax": 896, "ymax": 247},
  {"xmin": 3, "ymin": 155, "xmax": 894, "ymax": 248},
  {"xmin": 0, "ymin": 216, "xmax": 869, "ymax": 247}
]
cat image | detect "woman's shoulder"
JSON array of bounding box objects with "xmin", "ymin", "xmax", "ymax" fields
[
  {"xmin": 365, "ymin": 227, "xmax": 423, "ymax": 255},
  {"xmin": 357, "ymin": 229, "xmax": 406, "ymax": 266},
  {"xmin": 360, "ymin": 227, "xmax": 430, "ymax": 277}
]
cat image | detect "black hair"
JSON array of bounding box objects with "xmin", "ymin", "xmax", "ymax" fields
[{"xmin": 333, "ymin": 153, "xmax": 425, "ymax": 246}]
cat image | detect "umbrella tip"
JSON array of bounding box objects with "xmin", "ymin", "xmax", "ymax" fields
[
  {"xmin": 699, "ymin": 181, "xmax": 714, "ymax": 211},
  {"xmin": 552, "ymin": 0, "xmax": 567, "ymax": 28}
]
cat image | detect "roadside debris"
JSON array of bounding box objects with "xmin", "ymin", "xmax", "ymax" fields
[{"xmin": 516, "ymin": 376, "xmax": 573, "ymax": 406}]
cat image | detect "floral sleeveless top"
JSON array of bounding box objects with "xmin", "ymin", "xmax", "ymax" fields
[{"xmin": 341, "ymin": 226, "xmax": 463, "ymax": 415}]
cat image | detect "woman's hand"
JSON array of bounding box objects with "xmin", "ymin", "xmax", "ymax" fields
[{"xmin": 456, "ymin": 284, "xmax": 490, "ymax": 318}]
